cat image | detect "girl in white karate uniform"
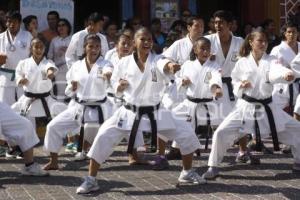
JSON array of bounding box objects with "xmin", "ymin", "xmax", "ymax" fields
[
  {"xmin": 43, "ymin": 34, "xmax": 113, "ymax": 170},
  {"xmin": 12, "ymin": 37, "xmax": 67, "ymax": 128},
  {"xmin": 0, "ymin": 102, "xmax": 48, "ymax": 176},
  {"xmin": 76, "ymin": 28, "xmax": 205, "ymax": 194},
  {"xmin": 202, "ymin": 30, "xmax": 300, "ymax": 179}
]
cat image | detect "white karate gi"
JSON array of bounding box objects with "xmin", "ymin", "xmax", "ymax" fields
[
  {"xmin": 0, "ymin": 102, "xmax": 39, "ymax": 152},
  {"xmin": 87, "ymin": 52, "xmax": 201, "ymax": 164},
  {"xmin": 104, "ymin": 48, "xmax": 124, "ymax": 110},
  {"xmin": 0, "ymin": 29, "xmax": 32, "ymax": 105},
  {"xmin": 173, "ymin": 59, "xmax": 223, "ymax": 127},
  {"xmin": 47, "ymin": 35, "xmax": 71, "ymax": 100},
  {"xmin": 161, "ymin": 35, "xmax": 193, "ymax": 109},
  {"xmin": 44, "ymin": 57, "xmax": 113, "ymax": 153},
  {"xmin": 290, "ymin": 53, "xmax": 300, "ymax": 114},
  {"xmin": 270, "ymin": 41, "xmax": 300, "ymax": 110},
  {"xmin": 208, "ymin": 53, "xmax": 300, "ymax": 167},
  {"xmin": 205, "ymin": 33, "xmax": 244, "ymax": 117},
  {"xmin": 65, "ymin": 29, "xmax": 109, "ymax": 68},
  {"xmin": 11, "ymin": 57, "xmax": 67, "ymax": 128}
]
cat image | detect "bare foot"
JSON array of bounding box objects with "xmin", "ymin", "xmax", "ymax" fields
[{"xmin": 43, "ymin": 162, "xmax": 59, "ymax": 170}]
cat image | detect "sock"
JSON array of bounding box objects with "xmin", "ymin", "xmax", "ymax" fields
[
  {"xmin": 25, "ymin": 162, "xmax": 34, "ymax": 167},
  {"xmin": 182, "ymin": 169, "xmax": 191, "ymax": 174},
  {"xmin": 88, "ymin": 176, "xmax": 96, "ymax": 181}
]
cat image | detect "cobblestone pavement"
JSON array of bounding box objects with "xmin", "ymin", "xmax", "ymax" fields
[{"xmin": 1, "ymin": 139, "xmax": 300, "ymax": 200}]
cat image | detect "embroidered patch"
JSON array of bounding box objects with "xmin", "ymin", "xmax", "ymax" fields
[
  {"xmin": 204, "ymin": 72, "xmax": 212, "ymax": 83},
  {"xmin": 186, "ymin": 115, "xmax": 192, "ymax": 122},
  {"xmin": 118, "ymin": 118, "xmax": 123, "ymax": 128},
  {"xmin": 97, "ymin": 68, "xmax": 103, "ymax": 78},
  {"xmin": 151, "ymin": 68, "xmax": 157, "ymax": 82},
  {"xmin": 231, "ymin": 52, "xmax": 238, "ymax": 62}
]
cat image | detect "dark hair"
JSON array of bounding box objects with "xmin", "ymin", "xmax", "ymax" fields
[
  {"xmin": 213, "ymin": 10, "xmax": 234, "ymax": 23},
  {"xmin": 190, "ymin": 37, "xmax": 211, "ymax": 60},
  {"xmin": 87, "ymin": 12, "xmax": 104, "ymax": 24},
  {"xmin": 186, "ymin": 15, "xmax": 204, "ymax": 27},
  {"xmin": 23, "ymin": 15, "xmax": 37, "ymax": 31},
  {"xmin": 151, "ymin": 18, "xmax": 161, "ymax": 25},
  {"xmin": 6, "ymin": 10, "xmax": 22, "ymax": 22},
  {"xmin": 116, "ymin": 33, "xmax": 131, "ymax": 44},
  {"xmin": 47, "ymin": 10, "xmax": 60, "ymax": 19},
  {"xmin": 280, "ymin": 21, "xmax": 299, "ymax": 41},
  {"xmin": 170, "ymin": 20, "xmax": 186, "ymax": 30},
  {"xmin": 80, "ymin": 33, "xmax": 101, "ymax": 59},
  {"xmin": 57, "ymin": 18, "xmax": 72, "ymax": 35},
  {"xmin": 30, "ymin": 36, "xmax": 46, "ymax": 57},
  {"xmin": 104, "ymin": 20, "xmax": 118, "ymax": 32},
  {"xmin": 261, "ymin": 18, "xmax": 274, "ymax": 29},
  {"xmin": 134, "ymin": 27, "xmax": 151, "ymax": 40},
  {"xmin": 239, "ymin": 29, "xmax": 267, "ymax": 57}
]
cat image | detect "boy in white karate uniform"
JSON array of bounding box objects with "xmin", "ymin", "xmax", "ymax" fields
[
  {"xmin": 65, "ymin": 12, "xmax": 109, "ymax": 69},
  {"xmin": 172, "ymin": 37, "xmax": 223, "ymax": 152}
]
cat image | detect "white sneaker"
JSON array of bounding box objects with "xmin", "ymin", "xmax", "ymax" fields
[
  {"xmin": 74, "ymin": 151, "xmax": 87, "ymax": 161},
  {"xmin": 178, "ymin": 169, "xmax": 206, "ymax": 184},
  {"xmin": 76, "ymin": 176, "xmax": 100, "ymax": 194},
  {"xmin": 202, "ymin": 167, "xmax": 219, "ymax": 179},
  {"xmin": 21, "ymin": 163, "xmax": 49, "ymax": 176}
]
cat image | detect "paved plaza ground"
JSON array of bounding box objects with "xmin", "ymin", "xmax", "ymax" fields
[{"xmin": 1, "ymin": 139, "xmax": 300, "ymax": 200}]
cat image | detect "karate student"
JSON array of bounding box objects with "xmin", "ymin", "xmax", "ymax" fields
[
  {"xmin": 291, "ymin": 53, "xmax": 300, "ymax": 120},
  {"xmin": 205, "ymin": 10, "xmax": 257, "ymax": 161},
  {"xmin": 65, "ymin": 12, "xmax": 109, "ymax": 69},
  {"xmin": 43, "ymin": 34, "xmax": 113, "ymax": 170},
  {"xmin": 0, "ymin": 102, "xmax": 48, "ymax": 176},
  {"xmin": 171, "ymin": 37, "xmax": 223, "ymax": 151},
  {"xmin": 157, "ymin": 16, "xmax": 205, "ymax": 161},
  {"xmin": 76, "ymin": 28, "xmax": 205, "ymax": 194},
  {"xmin": 0, "ymin": 10, "xmax": 32, "ymax": 105},
  {"xmin": 11, "ymin": 37, "xmax": 66, "ymax": 128},
  {"xmin": 270, "ymin": 22, "xmax": 299, "ymax": 113},
  {"xmin": 105, "ymin": 33, "xmax": 133, "ymax": 106},
  {"xmin": 269, "ymin": 22, "xmax": 299, "ymax": 154},
  {"xmin": 202, "ymin": 30, "xmax": 300, "ymax": 179}
]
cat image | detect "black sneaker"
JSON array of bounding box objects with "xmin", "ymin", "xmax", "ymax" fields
[
  {"xmin": 166, "ymin": 148, "xmax": 181, "ymax": 160},
  {"xmin": 6, "ymin": 146, "xmax": 23, "ymax": 159}
]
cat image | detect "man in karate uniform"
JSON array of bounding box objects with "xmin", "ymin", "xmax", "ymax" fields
[
  {"xmin": 65, "ymin": 12, "xmax": 109, "ymax": 69},
  {"xmin": 0, "ymin": 10, "xmax": 32, "ymax": 105}
]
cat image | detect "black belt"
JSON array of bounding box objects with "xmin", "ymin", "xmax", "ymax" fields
[
  {"xmin": 187, "ymin": 96, "xmax": 213, "ymax": 150},
  {"xmin": 24, "ymin": 91, "xmax": 51, "ymax": 119},
  {"xmin": 125, "ymin": 103, "xmax": 160, "ymax": 154},
  {"xmin": 242, "ymin": 94, "xmax": 279, "ymax": 151},
  {"xmin": 75, "ymin": 96, "xmax": 107, "ymax": 152},
  {"xmin": 0, "ymin": 68, "xmax": 15, "ymax": 81},
  {"xmin": 222, "ymin": 77, "xmax": 235, "ymax": 101},
  {"xmin": 75, "ymin": 96, "xmax": 107, "ymax": 124}
]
